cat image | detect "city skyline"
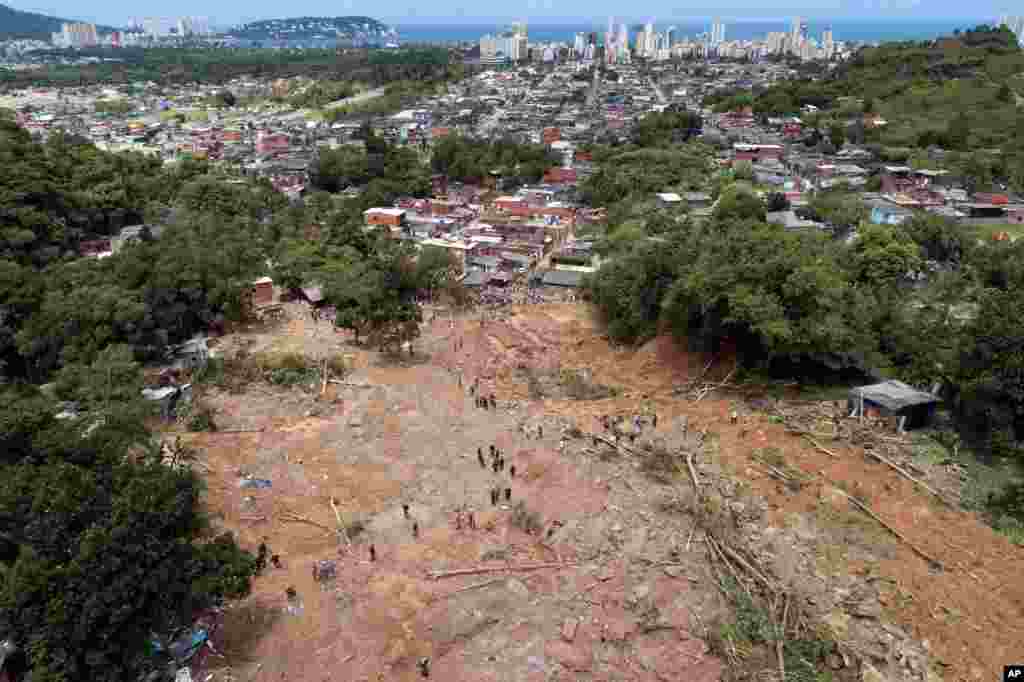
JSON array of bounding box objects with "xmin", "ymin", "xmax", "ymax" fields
[{"xmin": 6, "ymin": 1, "xmax": 1013, "ymax": 29}]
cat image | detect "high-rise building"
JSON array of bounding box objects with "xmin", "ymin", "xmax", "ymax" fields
[
  {"xmin": 790, "ymin": 16, "xmax": 803, "ymax": 52},
  {"xmin": 642, "ymin": 21, "xmax": 656, "ymax": 58},
  {"xmin": 766, "ymin": 31, "xmax": 786, "ymax": 54},
  {"xmin": 142, "ymin": 17, "xmax": 166, "ymax": 37},
  {"xmin": 605, "ymin": 16, "xmax": 616, "ymax": 64},
  {"xmin": 711, "ymin": 18, "xmax": 725, "ymax": 46},
  {"xmin": 999, "ymin": 15, "xmax": 1024, "ymax": 45},
  {"xmin": 822, "ymin": 28, "xmax": 835, "ymax": 58},
  {"xmin": 59, "ymin": 22, "xmax": 99, "ymax": 48},
  {"xmin": 618, "ymin": 23, "xmax": 630, "ymax": 62},
  {"xmin": 480, "ymin": 34, "xmax": 501, "ymax": 64},
  {"xmin": 177, "ymin": 17, "xmax": 193, "ymax": 37}
]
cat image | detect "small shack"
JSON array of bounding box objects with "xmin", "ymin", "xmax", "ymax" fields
[
  {"xmin": 541, "ymin": 269, "xmax": 585, "ymax": 288},
  {"xmin": 250, "ymin": 277, "xmax": 274, "ymax": 306},
  {"xmin": 462, "ymin": 270, "xmax": 487, "ymax": 288},
  {"xmin": 142, "ymin": 384, "xmax": 192, "ymax": 420},
  {"xmin": 300, "ymin": 284, "xmax": 325, "ymax": 306},
  {"xmin": 847, "ymin": 380, "xmax": 939, "ymax": 430},
  {"xmin": 168, "ymin": 337, "xmax": 209, "ymax": 372}
]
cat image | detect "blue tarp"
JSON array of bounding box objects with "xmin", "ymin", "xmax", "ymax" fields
[
  {"xmin": 150, "ymin": 627, "xmax": 208, "ymax": 664},
  {"xmin": 238, "ymin": 478, "xmax": 272, "ymax": 489}
]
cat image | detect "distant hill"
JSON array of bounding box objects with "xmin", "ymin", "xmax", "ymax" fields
[
  {"xmin": 226, "ymin": 16, "xmax": 390, "ymax": 42},
  {"xmin": 753, "ymin": 25, "xmax": 1024, "ymax": 150},
  {"xmin": 0, "ymin": 3, "xmax": 116, "ymax": 40}
]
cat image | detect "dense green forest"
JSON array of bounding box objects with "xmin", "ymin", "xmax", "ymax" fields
[
  {"xmin": 0, "ymin": 46, "xmax": 458, "ymax": 89},
  {"xmin": 430, "ymin": 134, "xmax": 559, "ymax": 185},
  {"xmin": 706, "ymin": 25, "xmax": 1024, "ymax": 191},
  {"xmin": 582, "ymin": 141, "xmax": 1024, "ymax": 528},
  {"xmin": 0, "ymin": 109, "xmax": 480, "ymax": 680}
]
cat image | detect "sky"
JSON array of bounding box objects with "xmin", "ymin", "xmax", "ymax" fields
[{"xmin": 10, "ymin": 0, "xmax": 1005, "ymax": 28}]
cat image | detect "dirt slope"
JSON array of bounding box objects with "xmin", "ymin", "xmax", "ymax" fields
[{"xmin": 182, "ymin": 303, "xmax": 1022, "ymax": 682}]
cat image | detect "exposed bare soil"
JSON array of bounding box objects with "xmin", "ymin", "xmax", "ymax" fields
[{"xmin": 179, "ymin": 302, "xmax": 1024, "ymax": 682}]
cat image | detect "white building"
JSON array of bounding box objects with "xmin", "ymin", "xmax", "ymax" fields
[
  {"xmin": 766, "ymin": 31, "xmax": 786, "ymax": 54},
  {"xmin": 617, "ymin": 23, "xmax": 630, "ymax": 62},
  {"xmin": 480, "ymin": 34, "xmax": 504, "ymax": 65},
  {"xmin": 822, "ymin": 29, "xmax": 835, "ymax": 58},
  {"xmin": 711, "ymin": 18, "xmax": 725, "ymax": 46},
  {"xmin": 790, "ymin": 16, "xmax": 806, "ymax": 53},
  {"xmin": 573, "ymin": 32, "xmax": 586, "ymax": 56},
  {"xmin": 57, "ymin": 23, "xmax": 98, "ymax": 48},
  {"xmin": 1000, "ymin": 15, "xmax": 1024, "ymax": 45}
]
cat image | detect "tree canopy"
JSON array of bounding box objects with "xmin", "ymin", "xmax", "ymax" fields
[
  {"xmin": 0, "ymin": 380, "xmax": 255, "ymax": 682},
  {"xmin": 431, "ymin": 135, "xmax": 556, "ymax": 186}
]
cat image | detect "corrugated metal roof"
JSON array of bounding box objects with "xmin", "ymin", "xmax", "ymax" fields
[
  {"xmin": 541, "ymin": 269, "xmax": 584, "ymax": 287},
  {"xmin": 849, "ymin": 381, "xmax": 939, "ymax": 411}
]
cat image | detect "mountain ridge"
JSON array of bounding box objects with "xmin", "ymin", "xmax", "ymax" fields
[
  {"xmin": 0, "ymin": 3, "xmax": 117, "ymax": 40},
  {"xmin": 225, "ymin": 16, "xmax": 391, "ymax": 41}
]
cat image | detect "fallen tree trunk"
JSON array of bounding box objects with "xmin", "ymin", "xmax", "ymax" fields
[
  {"xmin": 861, "ymin": 447, "xmax": 954, "ymax": 507},
  {"xmin": 822, "ymin": 482, "xmax": 944, "ymax": 569},
  {"xmin": 429, "ymin": 562, "xmax": 576, "ymax": 579}
]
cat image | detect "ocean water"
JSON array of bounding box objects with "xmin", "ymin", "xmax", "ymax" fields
[{"xmin": 393, "ymin": 19, "xmax": 984, "ymax": 45}]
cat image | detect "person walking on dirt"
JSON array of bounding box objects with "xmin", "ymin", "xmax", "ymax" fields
[
  {"xmin": 369, "ymin": 545, "xmax": 377, "ymax": 562},
  {"xmin": 255, "ymin": 542, "xmax": 268, "ymax": 574},
  {"xmin": 478, "ymin": 449, "xmax": 486, "ymax": 467}
]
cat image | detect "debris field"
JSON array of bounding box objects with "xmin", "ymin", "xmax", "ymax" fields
[{"xmin": 181, "ymin": 302, "xmax": 1024, "ymax": 682}]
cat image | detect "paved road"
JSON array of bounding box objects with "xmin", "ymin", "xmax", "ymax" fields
[
  {"xmin": 280, "ymin": 86, "xmax": 390, "ymax": 122},
  {"xmin": 586, "ymin": 68, "xmax": 601, "ymax": 108},
  {"xmin": 319, "ymin": 86, "xmax": 388, "ymax": 112},
  {"xmin": 649, "ymin": 77, "xmax": 667, "ymax": 105}
]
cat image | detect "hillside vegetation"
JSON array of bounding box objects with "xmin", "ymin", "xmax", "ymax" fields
[
  {"xmin": 226, "ymin": 15, "xmax": 388, "ymax": 41},
  {"xmin": 754, "ymin": 26, "xmax": 1024, "ymax": 148},
  {"xmin": 0, "ymin": 46, "xmax": 458, "ymax": 90},
  {"xmin": 0, "ymin": 3, "xmax": 116, "ymax": 40}
]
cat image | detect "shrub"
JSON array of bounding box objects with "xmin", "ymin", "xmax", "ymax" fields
[
  {"xmin": 187, "ymin": 404, "xmax": 218, "ymax": 432},
  {"xmin": 510, "ymin": 501, "xmax": 543, "ymax": 534}
]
